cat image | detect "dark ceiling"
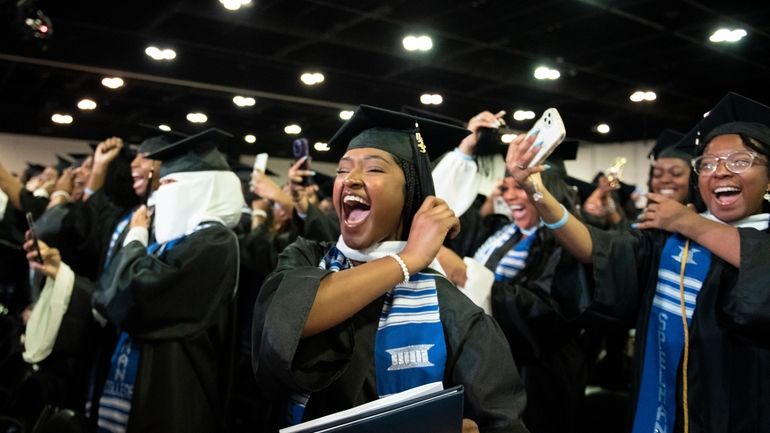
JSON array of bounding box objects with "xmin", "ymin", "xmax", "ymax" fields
[{"xmin": 1, "ymin": 0, "xmax": 769, "ymax": 162}]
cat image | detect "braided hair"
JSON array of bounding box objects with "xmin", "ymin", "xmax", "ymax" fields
[{"xmin": 396, "ymin": 156, "xmax": 420, "ymax": 241}]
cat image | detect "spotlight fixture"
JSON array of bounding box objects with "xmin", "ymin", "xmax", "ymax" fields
[
  {"xmin": 534, "ymin": 66, "xmax": 560, "ymax": 80},
  {"xmin": 630, "ymin": 91, "xmax": 656, "ymax": 102},
  {"xmin": 314, "ymin": 142, "xmax": 330, "ymax": 151},
  {"xmin": 339, "ymin": 110, "xmax": 354, "ymax": 120},
  {"xmin": 709, "ymin": 28, "xmax": 747, "ymax": 43},
  {"xmin": 596, "ymin": 123, "xmax": 610, "ymax": 134},
  {"xmin": 402, "ymin": 35, "xmax": 433, "ymax": 52},
  {"xmin": 513, "ymin": 110, "xmax": 536, "ymax": 121},
  {"xmin": 420, "ymin": 94, "xmax": 443, "ymax": 105},
  {"xmin": 145, "ymin": 46, "xmax": 176, "ymax": 61},
  {"xmin": 300, "ymin": 72, "xmax": 325, "ymax": 86},
  {"xmin": 233, "ymin": 96, "xmax": 256, "ymax": 107},
  {"xmin": 284, "ymin": 124, "xmax": 302, "ymax": 135},
  {"xmin": 219, "ymin": 0, "xmax": 252, "ymax": 11},
  {"xmin": 51, "ymin": 113, "xmax": 73, "ymax": 124},
  {"xmin": 186, "ymin": 112, "xmax": 208, "ymax": 123},
  {"xmin": 77, "ymin": 99, "xmax": 97, "ymax": 110},
  {"xmin": 158, "ymin": 124, "xmax": 172, "ymax": 132},
  {"xmin": 244, "ymin": 134, "xmax": 257, "ymax": 144},
  {"xmin": 501, "ymin": 134, "xmax": 518, "ymax": 144},
  {"xmin": 101, "ymin": 77, "xmax": 124, "ymax": 89}
]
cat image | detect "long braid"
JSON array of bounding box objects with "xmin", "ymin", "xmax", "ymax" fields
[{"xmin": 397, "ymin": 158, "xmax": 419, "ymax": 241}]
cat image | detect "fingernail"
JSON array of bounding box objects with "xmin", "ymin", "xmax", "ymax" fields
[
  {"xmin": 534, "ymin": 140, "xmax": 544, "ymax": 148},
  {"xmin": 630, "ymin": 223, "xmax": 638, "ymax": 229},
  {"xmin": 528, "ymin": 128, "xmax": 540, "ymax": 136},
  {"xmin": 308, "ymin": 171, "xmax": 317, "ymax": 176},
  {"xmin": 542, "ymin": 164, "xmax": 551, "ymax": 170}
]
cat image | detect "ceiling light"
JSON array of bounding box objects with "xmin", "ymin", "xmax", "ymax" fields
[
  {"xmin": 284, "ymin": 124, "xmax": 302, "ymax": 135},
  {"xmin": 501, "ymin": 134, "xmax": 518, "ymax": 144},
  {"xmin": 534, "ymin": 66, "xmax": 560, "ymax": 80},
  {"xmin": 402, "ymin": 35, "xmax": 433, "ymax": 51},
  {"xmin": 703, "ymin": 111, "xmax": 710, "ymax": 118},
  {"xmin": 101, "ymin": 77, "xmax": 124, "ymax": 89},
  {"xmin": 186, "ymin": 112, "xmax": 208, "ymax": 123},
  {"xmin": 77, "ymin": 99, "xmax": 97, "ymax": 110},
  {"xmin": 596, "ymin": 123, "xmax": 610, "ymax": 134},
  {"xmin": 244, "ymin": 134, "xmax": 256, "ymax": 144},
  {"xmin": 709, "ymin": 28, "xmax": 747, "ymax": 43},
  {"xmin": 420, "ymin": 93, "xmax": 443, "ymax": 105},
  {"xmin": 300, "ymin": 72, "xmax": 325, "ymax": 86},
  {"xmin": 158, "ymin": 124, "xmax": 171, "ymax": 132},
  {"xmin": 51, "ymin": 113, "xmax": 73, "ymax": 124},
  {"xmin": 145, "ymin": 46, "xmax": 176, "ymax": 61},
  {"xmin": 339, "ymin": 110, "xmax": 354, "ymax": 120},
  {"xmin": 314, "ymin": 142, "xmax": 330, "ymax": 151},
  {"xmin": 630, "ymin": 90, "xmax": 657, "ymax": 102},
  {"xmin": 219, "ymin": 0, "xmax": 251, "ymax": 11},
  {"xmin": 233, "ymin": 95, "xmax": 256, "ymax": 107},
  {"xmin": 513, "ymin": 110, "xmax": 536, "ymax": 121}
]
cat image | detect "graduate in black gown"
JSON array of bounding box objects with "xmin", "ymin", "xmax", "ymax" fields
[
  {"xmin": 506, "ymin": 92, "xmax": 770, "ymax": 433},
  {"xmin": 252, "ymin": 105, "xmax": 529, "ymax": 433}
]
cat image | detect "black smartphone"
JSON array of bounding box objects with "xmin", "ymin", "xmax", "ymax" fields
[
  {"xmin": 25, "ymin": 212, "xmax": 44, "ymax": 264},
  {"xmin": 145, "ymin": 169, "xmax": 154, "ymax": 206},
  {"xmin": 292, "ymin": 138, "xmax": 312, "ymax": 186}
]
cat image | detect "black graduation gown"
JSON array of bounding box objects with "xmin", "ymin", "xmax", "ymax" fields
[
  {"xmin": 252, "ymin": 238, "xmax": 529, "ymax": 433},
  {"xmin": 93, "ymin": 223, "xmax": 239, "ymax": 433},
  {"xmin": 551, "ymin": 226, "xmax": 770, "ymax": 433}
]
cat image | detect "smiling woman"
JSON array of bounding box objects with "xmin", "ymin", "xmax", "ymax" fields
[{"xmin": 251, "ymin": 105, "xmax": 530, "ymax": 432}]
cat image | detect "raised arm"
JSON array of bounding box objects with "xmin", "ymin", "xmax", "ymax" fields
[{"xmin": 506, "ymin": 133, "xmax": 594, "ymax": 263}]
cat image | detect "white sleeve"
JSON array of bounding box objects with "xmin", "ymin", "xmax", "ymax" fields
[
  {"xmin": 122, "ymin": 226, "xmax": 149, "ymax": 247},
  {"xmin": 22, "ymin": 262, "xmax": 75, "ymax": 363},
  {"xmin": 457, "ymin": 257, "xmax": 495, "ymax": 315},
  {"xmin": 0, "ymin": 189, "xmax": 8, "ymax": 222},
  {"xmin": 431, "ymin": 148, "xmax": 479, "ymax": 217}
]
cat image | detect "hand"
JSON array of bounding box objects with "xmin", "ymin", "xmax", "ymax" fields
[
  {"xmin": 93, "ymin": 137, "xmax": 124, "ymax": 168},
  {"xmin": 504, "ymin": 131, "xmax": 546, "ymax": 196},
  {"xmin": 458, "ymin": 110, "xmax": 506, "ymax": 155},
  {"xmin": 462, "ymin": 418, "xmax": 479, "ymax": 433},
  {"xmin": 250, "ymin": 169, "xmax": 284, "ymax": 201},
  {"xmin": 400, "ymin": 196, "xmax": 461, "ymax": 273},
  {"xmin": 54, "ymin": 168, "xmax": 75, "ymax": 194},
  {"xmin": 437, "ymin": 246, "xmax": 468, "ymax": 287},
  {"xmin": 287, "ymin": 157, "xmax": 315, "ymax": 214},
  {"xmin": 635, "ymin": 192, "xmax": 695, "ymax": 232},
  {"xmin": 24, "ymin": 233, "xmax": 61, "ymax": 278},
  {"xmin": 130, "ymin": 205, "xmax": 150, "ymax": 229}
]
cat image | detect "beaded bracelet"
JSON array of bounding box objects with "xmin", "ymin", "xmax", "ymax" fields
[
  {"xmin": 386, "ymin": 253, "xmax": 410, "ymax": 285},
  {"xmin": 540, "ymin": 204, "xmax": 570, "ymax": 230}
]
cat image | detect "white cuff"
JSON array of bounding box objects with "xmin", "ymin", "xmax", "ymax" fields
[
  {"xmin": 33, "ymin": 188, "xmax": 50, "ymax": 198},
  {"xmin": 123, "ymin": 226, "xmax": 149, "ymax": 247},
  {"xmin": 458, "ymin": 257, "xmax": 495, "ymax": 315},
  {"xmin": 23, "ymin": 262, "xmax": 75, "ymax": 363}
]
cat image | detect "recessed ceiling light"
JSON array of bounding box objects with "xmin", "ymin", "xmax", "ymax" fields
[
  {"xmin": 284, "ymin": 124, "xmax": 302, "ymax": 135},
  {"xmin": 420, "ymin": 93, "xmax": 443, "ymax": 105},
  {"xmin": 51, "ymin": 113, "xmax": 73, "ymax": 124},
  {"xmin": 77, "ymin": 98, "xmax": 97, "ymax": 110},
  {"xmin": 145, "ymin": 46, "xmax": 176, "ymax": 61},
  {"xmin": 596, "ymin": 123, "xmax": 610, "ymax": 134},
  {"xmin": 101, "ymin": 77, "xmax": 124, "ymax": 89},
  {"xmin": 630, "ymin": 90, "xmax": 656, "ymax": 102},
  {"xmin": 513, "ymin": 110, "xmax": 536, "ymax": 121},
  {"xmin": 314, "ymin": 142, "xmax": 330, "ymax": 151},
  {"xmin": 158, "ymin": 124, "xmax": 171, "ymax": 132},
  {"xmin": 233, "ymin": 96, "xmax": 256, "ymax": 107},
  {"xmin": 219, "ymin": 0, "xmax": 251, "ymax": 11},
  {"xmin": 709, "ymin": 28, "xmax": 747, "ymax": 43},
  {"xmin": 534, "ymin": 66, "xmax": 560, "ymax": 80},
  {"xmin": 244, "ymin": 134, "xmax": 256, "ymax": 144},
  {"xmin": 402, "ymin": 35, "xmax": 433, "ymax": 51},
  {"xmin": 501, "ymin": 133, "xmax": 518, "ymax": 143},
  {"xmin": 300, "ymin": 72, "xmax": 325, "ymax": 85},
  {"xmin": 339, "ymin": 110, "xmax": 354, "ymax": 120},
  {"xmin": 186, "ymin": 112, "xmax": 208, "ymax": 123}
]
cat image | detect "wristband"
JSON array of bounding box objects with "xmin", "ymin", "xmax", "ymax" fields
[
  {"xmin": 386, "ymin": 253, "xmax": 410, "ymax": 285},
  {"xmin": 51, "ymin": 190, "xmax": 71, "ymax": 201},
  {"xmin": 540, "ymin": 204, "xmax": 569, "ymax": 229}
]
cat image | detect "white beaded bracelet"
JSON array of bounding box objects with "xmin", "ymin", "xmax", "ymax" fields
[{"xmin": 386, "ymin": 253, "xmax": 410, "ymax": 285}]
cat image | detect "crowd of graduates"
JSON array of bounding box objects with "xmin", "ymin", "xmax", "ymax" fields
[{"xmin": 1, "ymin": 92, "xmax": 769, "ymax": 433}]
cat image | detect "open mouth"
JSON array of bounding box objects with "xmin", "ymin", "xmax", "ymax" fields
[
  {"xmin": 509, "ymin": 203, "xmax": 527, "ymax": 219},
  {"xmin": 712, "ymin": 185, "xmax": 741, "ymax": 206},
  {"xmin": 659, "ymin": 188, "xmax": 676, "ymax": 197},
  {"xmin": 342, "ymin": 194, "xmax": 371, "ymax": 226}
]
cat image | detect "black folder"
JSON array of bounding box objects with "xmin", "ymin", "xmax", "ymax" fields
[{"xmin": 285, "ymin": 385, "xmax": 464, "ymax": 433}]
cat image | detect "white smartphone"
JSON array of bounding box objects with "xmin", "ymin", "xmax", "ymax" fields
[
  {"xmin": 253, "ymin": 153, "xmax": 268, "ymax": 173},
  {"xmin": 526, "ymin": 108, "xmax": 566, "ymax": 168}
]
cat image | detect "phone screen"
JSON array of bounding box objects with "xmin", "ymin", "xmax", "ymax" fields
[
  {"xmin": 253, "ymin": 153, "xmax": 268, "ymax": 173},
  {"xmin": 292, "ymin": 138, "xmax": 312, "ymax": 186},
  {"xmin": 26, "ymin": 212, "xmax": 44, "ymax": 264}
]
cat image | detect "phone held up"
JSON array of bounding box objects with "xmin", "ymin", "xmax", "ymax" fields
[
  {"xmin": 25, "ymin": 212, "xmax": 44, "ymax": 264},
  {"xmin": 292, "ymin": 138, "xmax": 313, "ymax": 186},
  {"xmin": 526, "ymin": 108, "xmax": 567, "ymax": 168}
]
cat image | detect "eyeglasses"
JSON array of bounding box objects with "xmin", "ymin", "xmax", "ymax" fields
[{"xmin": 691, "ymin": 150, "xmax": 765, "ymax": 175}]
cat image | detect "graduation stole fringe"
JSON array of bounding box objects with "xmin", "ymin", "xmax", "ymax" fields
[{"xmin": 632, "ymin": 234, "xmax": 710, "ymax": 433}]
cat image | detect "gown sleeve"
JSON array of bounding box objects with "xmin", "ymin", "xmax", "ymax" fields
[
  {"xmin": 721, "ymin": 228, "xmax": 770, "ymax": 335},
  {"xmin": 93, "ymin": 225, "xmax": 238, "ymax": 340}
]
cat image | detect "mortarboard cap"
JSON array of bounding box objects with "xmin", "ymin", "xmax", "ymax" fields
[
  {"xmin": 147, "ymin": 128, "xmax": 232, "ymax": 177},
  {"xmin": 648, "ymin": 129, "xmax": 688, "ymax": 161},
  {"xmin": 327, "ymin": 105, "xmax": 471, "ymax": 204},
  {"xmin": 136, "ymin": 124, "xmax": 190, "ymax": 155},
  {"xmin": 68, "ymin": 153, "xmax": 91, "ymax": 167},
  {"xmin": 24, "ymin": 162, "xmax": 45, "ymax": 180},
  {"xmin": 55, "ymin": 154, "xmax": 74, "ymax": 173}
]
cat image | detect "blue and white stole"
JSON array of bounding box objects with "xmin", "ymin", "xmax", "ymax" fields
[
  {"xmin": 632, "ymin": 212, "xmax": 769, "ymax": 433},
  {"xmin": 96, "ymin": 235, "xmax": 187, "ymax": 433},
  {"xmin": 286, "ymin": 238, "xmax": 447, "ymax": 425},
  {"xmin": 473, "ymin": 223, "xmax": 538, "ymax": 282}
]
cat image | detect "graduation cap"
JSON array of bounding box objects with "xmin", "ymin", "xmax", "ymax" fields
[
  {"xmin": 648, "ymin": 129, "xmax": 688, "ymax": 162},
  {"xmin": 23, "ymin": 162, "xmax": 45, "ymax": 181},
  {"xmin": 147, "ymin": 128, "xmax": 232, "ymax": 177},
  {"xmin": 136, "ymin": 124, "xmax": 190, "ymax": 155},
  {"xmin": 327, "ymin": 105, "xmax": 471, "ymax": 204},
  {"xmin": 675, "ymin": 92, "xmax": 770, "ymax": 157},
  {"xmin": 68, "ymin": 152, "xmax": 92, "ymax": 168},
  {"xmin": 55, "ymin": 154, "xmax": 74, "ymax": 173}
]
